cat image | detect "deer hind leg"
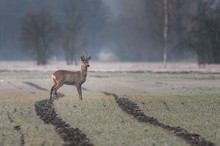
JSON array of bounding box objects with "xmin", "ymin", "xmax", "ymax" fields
[
  {"xmin": 50, "ymin": 75, "xmax": 58, "ymax": 101},
  {"xmin": 50, "ymin": 84, "xmax": 56, "ymax": 98},
  {"xmin": 76, "ymin": 84, "xmax": 82, "ymax": 100},
  {"xmin": 53, "ymin": 82, "xmax": 64, "ymax": 97},
  {"xmin": 50, "ymin": 86, "xmax": 56, "ymax": 102}
]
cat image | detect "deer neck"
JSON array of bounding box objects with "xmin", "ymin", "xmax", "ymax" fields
[{"xmin": 80, "ymin": 67, "xmax": 88, "ymax": 77}]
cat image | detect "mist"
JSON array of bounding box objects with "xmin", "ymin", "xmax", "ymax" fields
[{"xmin": 0, "ymin": 0, "xmax": 219, "ymax": 65}]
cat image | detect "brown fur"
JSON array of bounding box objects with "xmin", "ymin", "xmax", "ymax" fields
[{"xmin": 50, "ymin": 55, "xmax": 91, "ymax": 101}]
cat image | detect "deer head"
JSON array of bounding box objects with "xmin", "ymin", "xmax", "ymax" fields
[{"xmin": 81, "ymin": 51, "xmax": 91, "ymax": 70}]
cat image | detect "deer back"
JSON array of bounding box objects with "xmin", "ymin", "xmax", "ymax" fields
[{"xmin": 53, "ymin": 70, "xmax": 81, "ymax": 85}]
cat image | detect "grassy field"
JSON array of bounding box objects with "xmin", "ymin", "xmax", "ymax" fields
[{"xmin": 0, "ymin": 67, "xmax": 220, "ymax": 146}]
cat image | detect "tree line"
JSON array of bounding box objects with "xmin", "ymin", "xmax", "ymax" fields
[
  {"xmin": 19, "ymin": 0, "xmax": 220, "ymax": 66},
  {"xmin": 155, "ymin": 0, "xmax": 220, "ymax": 66},
  {"xmin": 20, "ymin": 0, "xmax": 107, "ymax": 65}
]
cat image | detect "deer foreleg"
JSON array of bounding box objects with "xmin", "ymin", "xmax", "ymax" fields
[{"xmin": 76, "ymin": 84, "xmax": 82, "ymax": 100}]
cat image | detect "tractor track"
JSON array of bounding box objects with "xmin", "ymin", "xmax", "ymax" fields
[
  {"xmin": 7, "ymin": 111, "xmax": 25, "ymax": 146},
  {"xmin": 35, "ymin": 99, "xmax": 93, "ymax": 146},
  {"xmin": 34, "ymin": 89, "xmax": 216, "ymax": 146},
  {"xmin": 23, "ymin": 81, "xmax": 48, "ymax": 91},
  {"xmin": 102, "ymin": 91, "xmax": 216, "ymax": 146}
]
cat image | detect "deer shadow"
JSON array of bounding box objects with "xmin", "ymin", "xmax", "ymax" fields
[
  {"xmin": 50, "ymin": 92, "xmax": 65, "ymax": 102},
  {"xmin": 50, "ymin": 87, "xmax": 88, "ymax": 102}
]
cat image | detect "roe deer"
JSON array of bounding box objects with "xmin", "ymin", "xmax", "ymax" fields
[{"xmin": 50, "ymin": 52, "xmax": 91, "ymax": 101}]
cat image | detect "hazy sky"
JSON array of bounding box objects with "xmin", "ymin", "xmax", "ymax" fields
[{"xmin": 102, "ymin": 0, "xmax": 122, "ymax": 18}]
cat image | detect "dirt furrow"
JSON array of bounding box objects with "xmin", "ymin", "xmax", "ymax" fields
[
  {"xmin": 35, "ymin": 99, "xmax": 93, "ymax": 146},
  {"xmin": 23, "ymin": 82, "xmax": 48, "ymax": 91},
  {"xmin": 7, "ymin": 111, "xmax": 25, "ymax": 146},
  {"xmin": 103, "ymin": 91, "xmax": 216, "ymax": 146}
]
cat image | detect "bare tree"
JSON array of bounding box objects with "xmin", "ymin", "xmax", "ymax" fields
[
  {"xmin": 61, "ymin": 0, "xmax": 108, "ymax": 65},
  {"xmin": 21, "ymin": 9, "xmax": 60, "ymax": 65},
  {"xmin": 163, "ymin": 0, "xmax": 168, "ymax": 67},
  {"xmin": 62, "ymin": 5, "xmax": 82, "ymax": 65},
  {"xmin": 146, "ymin": 0, "xmax": 191, "ymax": 64},
  {"xmin": 187, "ymin": 0, "xmax": 220, "ymax": 66}
]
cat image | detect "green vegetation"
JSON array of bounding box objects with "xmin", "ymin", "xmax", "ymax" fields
[
  {"xmin": 0, "ymin": 96, "xmax": 63, "ymax": 146},
  {"xmin": 0, "ymin": 71, "xmax": 220, "ymax": 145}
]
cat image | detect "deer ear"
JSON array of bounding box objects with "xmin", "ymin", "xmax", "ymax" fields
[
  {"xmin": 81, "ymin": 56, "xmax": 84, "ymax": 61},
  {"xmin": 88, "ymin": 56, "xmax": 91, "ymax": 61}
]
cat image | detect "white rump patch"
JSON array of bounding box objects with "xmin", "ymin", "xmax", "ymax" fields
[{"xmin": 51, "ymin": 75, "xmax": 56, "ymax": 80}]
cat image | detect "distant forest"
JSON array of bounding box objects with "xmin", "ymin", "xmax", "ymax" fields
[{"xmin": 0, "ymin": 0, "xmax": 220, "ymax": 66}]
